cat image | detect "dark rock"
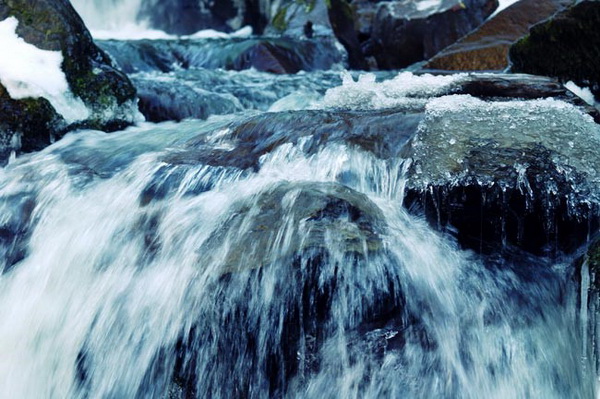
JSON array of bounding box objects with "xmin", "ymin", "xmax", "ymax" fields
[
  {"xmin": 138, "ymin": 0, "xmax": 269, "ymax": 35},
  {"xmin": 133, "ymin": 77, "xmax": 242, "ymax": 122},
  {"xmin": 402, "ymin": 92, "xmax": 600, "ymax": 256},
  {"xmin": 0, "ymin": 192, "xmax": 35, "ymax": 273},
  {"xmin": 0, "ymin": 85, "xmax": 66, "ymax": 159},
  {"xmin": 172, "ymin": 181, "xmax": 405, "ymax": 397},
  {"xmin": 509, "ymin": 0, "xmax": 600, "ymax": 100},
  {"xmin": 327, "ymin": 0, "xmax": 368, "ymax": 69},
  {"xmin": 371, "ymin": 0, "xmax": 499, "ymax": 69},
  {"xmin": 0, "ymin": 0, "xmax": 138, "ymax": 162},
  {"xmin": 424, "ymin": 0, "xmax": 572, "ymax": 71},
  {"xmin": 162, "ymin": 108, "xmax": 421, "ymax": 171}
]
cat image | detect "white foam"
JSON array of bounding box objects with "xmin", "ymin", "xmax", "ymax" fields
[
  {"xmin": 181, "ymin": 25, "xmax": 253, "ymax": 40},
  {"xmin": 565, "ymin": 81, "xmax": 596, "ymax": 106},
  {"xmin": 0, "ymin": 17, "xmax": 89, "ymax": 122}
]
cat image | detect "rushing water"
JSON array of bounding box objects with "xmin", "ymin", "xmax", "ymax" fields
[
  {"xmin": 2, "ymin": 0, "xmax": 599, "ymax": 396},
  {"xmin": 0, "ymin": 65, "xmax": 598, "ymax": 397}
]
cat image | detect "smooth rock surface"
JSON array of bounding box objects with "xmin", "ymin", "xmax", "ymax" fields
[{"xmin": 424, "ymin": 0, "xmax": 572, "ymax": 71}]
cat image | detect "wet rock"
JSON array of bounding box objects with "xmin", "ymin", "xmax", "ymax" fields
[
  {"xmin": 201, "ymin": 181, "xmax": 385, "ymax": 273},
  {"xmin": 97, "ymin": 37, "xmax": 342, "ymax": 74},
  {"xmin": 0, "ymin": 192, "xmax": 35, "ymax": 273},
  {"xmin": 403, "ymin": 94, "xmax": 600, "ymax": 256},
  {"xmin": 509, "ymin": 0, "xmax": 600, "ymax": 100},
  {"xmin": 172, "ymin": 181, "xmax": 404, "ymax": 397},
  {"xmin": 163, "ymin": 109, "xmax": 421, "ymax": 171},
  {"xmin": 424, "ymin": 0, "xmax": 572, "ymax": 71},
  {"xmin": 370, "ymin": 0, "xmax": 499, "ymax": 69},
  {"xmin": 0, "ymin": 0, "xmax": 138, "ymax": 162},
  {"xmin": 133, "ymin": 77, "xmax": 243, "ymax": 122}
]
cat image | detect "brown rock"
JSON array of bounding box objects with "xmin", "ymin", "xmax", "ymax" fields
[{"xmin": 424, "ymin": 0, "xmax": 573, "ymax": 71}]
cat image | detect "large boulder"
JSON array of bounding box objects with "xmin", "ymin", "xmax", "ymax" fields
[
  {"xmin": 509, "ymin": 0, "xmax": 600, "ymax": 100},
  {"xmin": 403, "ymin": 92, "xmax": 600, "ymax": 256},
  {"xmin": 424, "ymin": 0, "xmax": 572, "ymax": 71},
  {"xmin": 0, "ymin": 0, "xmax": 138, "ymax": 163},
  {"xmin": 370, "ymin": 0, "xmax": 499, "ymax": 69}
]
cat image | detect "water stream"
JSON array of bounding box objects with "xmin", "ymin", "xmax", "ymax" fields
[{"xmin": 1, "ymin": 0, "xmax": 598, "ymax": 397}]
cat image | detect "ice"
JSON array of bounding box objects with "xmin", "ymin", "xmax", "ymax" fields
[
  {"xmin": 316, "ymin": 71, "xmax": 467, "ymax": 110},
  {"xmin": 0, "ymin": 17, "xmax": 89, "ymax": 122}
]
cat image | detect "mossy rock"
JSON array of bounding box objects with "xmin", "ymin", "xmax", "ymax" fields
[
  {"xmin": 509, "ymin": 0, "xmax": 600, "ymax": 99},
  {"xmin": 0, "ymin": 0, "xmax": 138, "ymax": 161}
]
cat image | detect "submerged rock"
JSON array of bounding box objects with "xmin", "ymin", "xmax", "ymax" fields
[
  {"xmin": 370, "ymin": 0, "xmax": 499, "ymax": 69},
  {"xmin": 162, "ymin": 108, "xmax": 421, "ymax": 171},
  {"xmin": 424, "ymin": 0, "xmax": 572, "ymax": 71},
  {"xmin": 201, "ymin": 181, "xmax": 386, "ymax": 273},
  {"xmin": 403, "ymin": 95, "xmax": 600, "ymax": 256},
  {"xmin": 97, "ymin": 36, "xmax": 343, "ymax": 74},
  {"xmin": 133, "ymin": 77, "xmax": 243, "ymax": 122},
  {"xmin": 0, "ymin": 0, "xmax": 138, "ymax": 163},
  {"xmin": 171, "ymin": 181, "xmax": 405, "ymax": 397},
  {"xmin": 509, "ymin": 0, "xmax": 600, "ymax": 100}
]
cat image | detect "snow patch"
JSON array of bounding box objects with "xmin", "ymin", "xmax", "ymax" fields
[
  {"xmin": 0, "ymin": 17, "xmax": 89, "ymax": 123},
  {"xmin": 489, "ymin": 0, "xmax": 521, "ymax": 18}
]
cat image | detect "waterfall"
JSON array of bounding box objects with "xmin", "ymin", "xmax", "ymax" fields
[
  {"xmin": 70, "ymin": 0, "xmax": 148, "ymax": 35},
  {"xmin": 0, "ymin": 107, "xmax": 595, "ymax": 397}
]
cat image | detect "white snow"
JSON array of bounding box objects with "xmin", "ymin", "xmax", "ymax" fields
[
  {"xmin": 490, "ymin": 0, "xmax": 521, "ymax": 18},
  {"xmin": 0, "ymin": 17, "xmax": 89, "ymax": 122}
]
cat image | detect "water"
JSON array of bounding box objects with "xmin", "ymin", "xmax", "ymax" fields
[
  {"xmin": 0, "ymin": 69, "xmax": 598, "ymax": 397},
  {"xmin": 2, "ymin": 3, "xmax": 599, "ymax": 395}
]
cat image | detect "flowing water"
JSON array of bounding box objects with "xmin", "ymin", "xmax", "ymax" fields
[{"xmin": 1, "ymin": 0, "xmax": 599, "ymax": 397}]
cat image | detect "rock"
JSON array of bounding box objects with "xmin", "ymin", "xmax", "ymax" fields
[
  {"xmin": 161, "ymin": 108, "xmax": 421, "ymax": 172},
  {"xmin": 138, "ymin": 0, "xmax": 269, "ymax": 35},
  {"xmin": 424, "ymin": 0, "xmax": 572, "ymax": 71},
  {"xmin": 0, "ymin": 0, "xmax": 138, "ymax": 162},
  {"xmin": 453, "ymin": 73, "xmax": 600, "ymax": 121},
  {"xmin": 172, "ymin": 181, "xmax": 404, "ymax": 397},
  {"xmin": 402, "ymin": 93, "xmax": 600, "ymax": 256},
  {"xmin": 133, "ymin": 77, "xmax": 243, "ymax": 122},
  {"xmin": 0, "ymin": 192, "xmax": 35, "ymax": 273},
  {"xmin": 327, "ymin": 0, "xmax": 368, "ymax": 69},
  {"xmin": 370, "ymin": 0, "xmax": 499, "ymax": 69},
  {"xmin": 200, "ymin": 181, "xmax": 386, "ymax": 273},
  {"xmin": 509, "ymin": 0, "xmax": 600, "ymax": 100}
]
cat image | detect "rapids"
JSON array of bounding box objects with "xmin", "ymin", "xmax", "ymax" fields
[{"xmin": 2, "ymin": 0, "xmax": 599, "ymax": 397}]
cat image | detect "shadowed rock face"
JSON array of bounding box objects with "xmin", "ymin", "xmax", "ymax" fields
[
  {"xmin": 369, "ymin": 0, "xmax": 499, "ymax": 69},
  {"xmin": 424, "ymin": 0, "xmax": 572, "ymax": 71},
  {"xmin": 0, "ymin": 0, "xmax": 137, "ymax": 162},
  {"xmin": 510, "ymin": 0, "xmax": 600, "ymax": 100}
]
